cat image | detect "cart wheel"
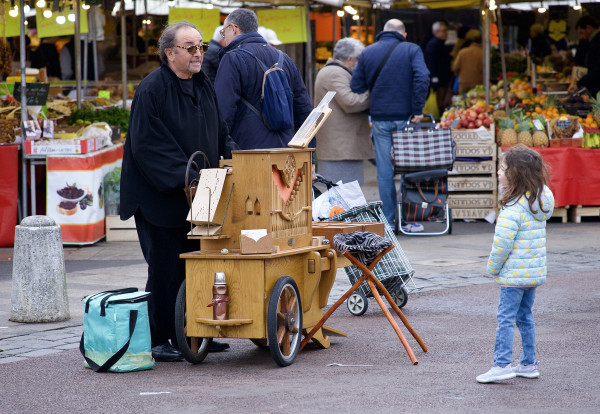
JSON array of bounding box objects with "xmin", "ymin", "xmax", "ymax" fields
[
  {"xmin": 250, "ymin": 338, "xmax": 268, "ymax": 349},
  {"xmin": 267, "ymin": 276, "xmax": 302, "ymax": 367},
  {"xmin": 347, "ymin": 290, "xmax": 368, "ymax": 316},
  {"xmin": 447, "ymin": 207, "xmax": 453, "ymax": 235},
  {"xmin": 174, "ymin": 279, "xmax": 211, "ymax": 364},
  {"xmin": 390, "ymin": 285, "xmax": 409, "ymax": 309}
]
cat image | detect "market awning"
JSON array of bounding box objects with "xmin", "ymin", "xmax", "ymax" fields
[{"xmin": 414, "ymin": 0, "xmax": 481, "ymax": 9}]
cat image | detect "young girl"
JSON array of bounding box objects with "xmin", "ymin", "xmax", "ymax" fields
[{"xmin": 477, "ymin": 144, "xmax": 555, "ymax": 383}]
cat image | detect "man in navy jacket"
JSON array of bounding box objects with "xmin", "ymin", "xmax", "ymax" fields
[
  {"xmin": 214, "ymin": 8, "xmax": 312, "ymax": 150},
  {"xmin": 351, "ymin": 19, "xmax": 430, "ymax": 227},
  {"xmin": 121, "ymin": 22, "xmax": 236, "ymax": 361}
]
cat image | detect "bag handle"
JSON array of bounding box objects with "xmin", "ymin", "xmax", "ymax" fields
[
  {"xmin": 84, "ymin": 287, "xmax": 138, "ymax": 314},
  {"xmin": 79, "ymin": 309, "xmax": 138, "ymax": 373},
  {"xmin": 417, "ymin": 182, "xmax": 439, "ymax": 203}
]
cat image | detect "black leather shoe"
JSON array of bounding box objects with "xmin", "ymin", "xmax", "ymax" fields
[
  {"xmin": 151, "ymin": 343, "xmax": 184, "ymax": 362},
  {"xmin": 208, "ymin": 340, "xmax": 230, "ymax": 353}
]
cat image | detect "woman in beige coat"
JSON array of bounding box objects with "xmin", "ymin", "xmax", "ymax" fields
[{"xmin": 314, "ymin": 37, "xmax": 373, "ymax": 185}]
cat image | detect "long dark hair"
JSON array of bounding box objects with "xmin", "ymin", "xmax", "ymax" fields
[{"xmin": 499, "ymin": 144, "xmax": 550, "ymax": 214}]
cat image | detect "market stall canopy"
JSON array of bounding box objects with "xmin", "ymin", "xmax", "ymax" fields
[{"xmin": 413, "ymin": 0, "xmax": 480, "ymax": 9}]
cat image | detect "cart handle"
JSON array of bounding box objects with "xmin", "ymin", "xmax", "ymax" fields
[{"xmin": 184, "ymin": 151, "xmax": 211, "ymax": 207}]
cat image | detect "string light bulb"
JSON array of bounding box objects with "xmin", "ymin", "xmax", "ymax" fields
[
  {"xmin": 56, "ymin": 15, "xmax": 66, "ymax": 24},
  {"xmin": 36, "ymin": 0, "xmax": 46, "ymax": 7},
  {"xmin": 68, "ymin": 7, "xmax": 75, "ymax": 22},
  {"xmin": 167, "ymin": 1, "xmax": 176, "ymax": 6},
  {"xmin": 538, "ymin": 2, "xmax": 547, "ymax": 13},
  {"xmin": 82, "ymin": 3, "xmax": 90, "ymax": 10},
  {"xmin": 43, "ymin": 9, "xmax": 52, "ymax": 18},
  {"xmin": 8, "ymin": 7, "xmax": 18, "ymax": 17},
  {"xmin": 24, "ymin": 4, "xmax": 31, "ymax": 13},
  {"xmin": 352, "ymin": 14, "xmax": 359, "ymax": 21},
  {"xmin": 336, "ymin": 10, "xmax": 344, "ymax": 17},
  {"xmin": 573, "ymin": 0, "xmax": 581, "ymax": 10},
  {"xmin": 489, "ymin": 0, "xmax": 497, "ymax": 11}
]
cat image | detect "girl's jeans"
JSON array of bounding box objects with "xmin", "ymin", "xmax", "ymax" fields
[
  {"xmin": 371, "ymin": 120, "xmax": 408, "ymax": 225},
  {"xmin": 494, "ymin": 286, "xmax": 537, "ymax": 367}
]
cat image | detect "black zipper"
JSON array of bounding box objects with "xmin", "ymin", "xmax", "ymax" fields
[{"xmin": 107, "ymin": 293, "xmax": 151, "ymax": 305}]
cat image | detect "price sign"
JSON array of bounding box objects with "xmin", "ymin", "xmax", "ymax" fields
[
  {"xmin": 13, "ymin": 83, "xmax": 50, "ymax": 106},
  {"xmin": 98, "ymin": 90, "xmax": 110, "ymax": 99}
]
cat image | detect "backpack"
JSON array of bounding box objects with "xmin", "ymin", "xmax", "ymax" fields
[{"xmin": 237, "ymin": 48, "xmax": 294, "ymax": 131}]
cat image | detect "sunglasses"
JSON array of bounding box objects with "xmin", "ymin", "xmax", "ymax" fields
[{"xmin": 174, "ymin": 44, "xmax": 209, "ymax": 55}]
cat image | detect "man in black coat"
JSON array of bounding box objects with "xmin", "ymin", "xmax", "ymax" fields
[
  {"xmin": 423, "ymin": 21, "xmax": 452, "ymax": 116},
  {"xmin": 214, "ymin": 8, "xmax": 312, "ymax": 150},
  {"xmin": 120, "ymin": 21, "xmax": 237, "ymax": 361},
  {"xmin": 201, "ymin": 26, "xmax": 226, "ymax": 84},
  {"xmin": 575, "ymin": 16, "xmax": 600, "ymax": 96}
]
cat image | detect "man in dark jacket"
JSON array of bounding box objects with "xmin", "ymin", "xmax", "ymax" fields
[
  {"xmin": 201, "ymin": 26, "xmax": 225, "ymax": 84},
  {"xmin": 214, "ymin": 8, "xmax": 312, "ymax": 150},
  {"xmin": 351, "ymin": 19, "xmax": 429, "ymax": 227},
  {"xmin": 120, "ymin": 21, "xmax": 236, "ymax": 362},
  {"xmin": 423, "ymin": 21, "xmax": 452, "ymax": 116},
  {"xmin": 575, "ymin": 16, "xmax": 600, "ymax": 96}
]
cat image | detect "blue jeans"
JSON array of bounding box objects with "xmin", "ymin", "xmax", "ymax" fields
[
  {"xmin": 371, "ymin": 120, "xmax": 408, "ymax": 225},
  {"xmin": 493, "ymin": 287, "xmax": 537, "ymax": 367}
]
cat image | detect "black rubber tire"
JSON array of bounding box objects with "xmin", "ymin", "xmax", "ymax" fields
[
  {"xmin": 174, "ymin": 280, "xmax": 211, "ymax": 364},
  {"xmin": 390, "ymin": 285, "xmax": 409, "ymax": 309},
  {"xmin": 346, "ymin": 290, "xmax": 369, "ymax": 316},
  {"xmin": 267, "ymin": 276, "xmax": 302, "ymax": 367}
]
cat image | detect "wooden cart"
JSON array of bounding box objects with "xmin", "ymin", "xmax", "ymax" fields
[{"xmin": 177, "ymin": 148, "xmax": 345, "ymax": 367}]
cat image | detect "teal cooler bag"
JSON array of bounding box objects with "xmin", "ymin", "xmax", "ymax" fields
[{"xmin": 80, "ymin": 288, "xmax": 155, "ymax": 372}]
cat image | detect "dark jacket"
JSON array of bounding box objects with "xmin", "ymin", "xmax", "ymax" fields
[
  {"xmin": 578, "ymin": 31, "xmax": 600, "ymax": 96},
  {"xmin": 214, "ymin": 32, "xmax": 312, "ymax": 150},
  {"xmin": 423, "ymin": 36, "xmax": 452, "ymax": 87},
  {"xmin": 201, "ymin": 39, "xmax": 222, "ymax": 84},
  {"xmin": 120, "ymin": 63, "xmax": 236, "ymax": 227},
  {"xmin": 351, "ymin": 31, "xmax": 430, "ymax": 122}
]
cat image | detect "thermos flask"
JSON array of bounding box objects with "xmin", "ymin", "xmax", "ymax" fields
[{"xmin": 212, "ymin": 272, "xmax": 229, "ymax": 320}]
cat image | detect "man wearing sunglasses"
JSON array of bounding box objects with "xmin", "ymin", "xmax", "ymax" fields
[
  {"xmin": 214, "ymin": 8, "xmax": 312, "ymax": 150},
  {"xmin": 121, "ymin": 22, "xmax": 238, "ymax": 362}
]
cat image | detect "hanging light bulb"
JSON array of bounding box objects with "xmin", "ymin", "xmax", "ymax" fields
[
  {"xmin": 8, "ymin": 7, "xmax": 18, "ymax": 18},
  {"xmin": 538, "ymin": 2, "xmax": 547, "ymax": 13},
  {"xmin": 343, "ymin": 6, "xmax": 357, "ymax": 15},
  {"xmin": 43, "ymin": 9, "xmax": 52, "ymax": 18},
  {"xmin": 489, "ymin": 0, "xmax": 497, "ymax": 11},
  {"xmin": 56, "ymin": 15, "xmax": 66, "ymax": 24},
  {"xmin": 36, "ymin": 0, "xmax": 46, "ymax": 8},
  {"xmin": 573, "ymin": 0, "xmax": 581, "ymax": 11},
  {"xmin": 167, "ymin": 0, "xmax": 176, "ymax": 6},
  {"xmin": 82, "ymin": 3, "xmax": 91, "ymax": 10},
  {"xmin": 68, "ymin": 7, "xmax": 75, "ymax": 22},
  {"xmin": 336, "ymin": 10, "xmax": 344, "ymax": 18},
  {"xmin": 24, "ymin": 5, "xmax": 31, "ymax": 13}
]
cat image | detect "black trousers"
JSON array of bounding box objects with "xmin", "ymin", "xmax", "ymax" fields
[{"xmin": 134, "ymin": 210, "xmax": 198, "ymax": 346}]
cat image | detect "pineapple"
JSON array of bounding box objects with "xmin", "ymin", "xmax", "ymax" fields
[
  {"xmin": 591, "ymin": 91, "xmax": 600, "ymax": 124},
  {"xmin": 499, "ymin": 116, "xmax": 517, "ymax": 147},
  {"xmin": 517, "ymin": 115, "xmax": 533, "ymax": 147},
  {"xmin": 532, "ymin": 116, "xmax": 549, "ymax": 147}
]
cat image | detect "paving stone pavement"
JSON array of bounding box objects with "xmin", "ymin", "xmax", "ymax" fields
[{"xmin": 1, "ymin": 161, "xmax": 599, "ymax": 364}]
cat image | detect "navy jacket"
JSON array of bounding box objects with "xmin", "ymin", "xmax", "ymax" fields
[
  {"xmin": 214, "ymin": 32, "xmax": 313, "ymax": 150},
  {"xmin": 120, "ymin": 63, "xmax": 236, "ymax": 227},
  {"xmin": 351, "ymin": 31, "xmax": 430, "ymax": 122}
]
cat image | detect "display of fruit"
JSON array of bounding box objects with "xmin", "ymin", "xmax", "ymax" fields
[
  {"xmin": 516, "ymin": 114, "xmax": 533, "ymax": 147},
  {"xmin": 0, "ymin": 114, "xmax": 19, "ymax": 144},
  {"xmin": 579, "ymin": 113, "xmax": 598, "ymax": 129},
  {"xmin": 499, "ymin": 116, "xmax": 518, "ymax": 147},
  {"xmin": 532, "ymin": 116, "xmax": 549, "ymax": 147},
  {"xmin": 439, "ymin": 101, "xmax": 494, "ymax": 129},
  {"xmin": 590, "ymin": 91, "xmax": 600, "ymax": 124},
  {"xmin": 583, "ymin": 128, "xmax": 600, "ymax": 148},
  {"xmin": 549, "ymin": 115, "xmax": 580, "ymax": 139}
]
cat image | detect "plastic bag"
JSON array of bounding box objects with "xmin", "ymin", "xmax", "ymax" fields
[
  {"xmin": 312, "ymin": 180, "xmax": 367, "ymax": 221},
  {"xmin": 423, "ymin": 89, "xmax": 439, "ymax": 121}
]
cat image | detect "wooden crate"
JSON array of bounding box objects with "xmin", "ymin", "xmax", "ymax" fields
[
  {"xmin": 450, "ymin": 208, "xmax": 496, "ymax": 220},
  {"xmin": 105, "ymin": 215, "xmax": 138, "ymax": 242},
  {"xmin": 451, "ymin": 125, "xmax": 495, "ymax": 146},
  {"xmin": 448, "ymin": 193, "xmax": 497, "ymax": 209},
  {"xmin": 568, "ymin": 205, "xmax": 600, "ymax": 223},
  {"xmin": 450, "ymin": 160, "xmax": 496, "ymax": 175},
  {"xmin": 455, "ymin": 143, "xmax": 497, "ymax": 159},
  {"xmin": 448, "ymin": 176, "xmax": 497, "ymax": 192}
]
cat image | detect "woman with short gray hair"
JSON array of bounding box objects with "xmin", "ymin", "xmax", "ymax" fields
[{"xmin": 314, "ymin": 38, "xmax": 372, "ymax": 186}]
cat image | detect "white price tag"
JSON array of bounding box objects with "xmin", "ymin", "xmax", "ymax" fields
[
  {"xmin": 532, "ymin": 119, "xmax": 544, "ymax": 131},
  {"xmin": 421, "ymin": 202, "xmax": 428, "ymax": 209}
]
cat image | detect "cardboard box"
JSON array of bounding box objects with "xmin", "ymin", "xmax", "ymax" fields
[{"xmin": 240, "ymin": 232, "xmax": 273, "ymax": 254}]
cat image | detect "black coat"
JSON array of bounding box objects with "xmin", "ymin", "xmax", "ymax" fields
[
  {"xmin": 120, "ymin": 63, "xmax": 236, "ymax": 227},
  {"xmin": 578, "ymin": 32, "xmax": 600, "ymax": 96},
  {"xmin": 423, "ymin": 36, "xmax": 452, "ymax": 87},
  {"xmin": 214, "ymin": 32, "xmax": 312, "ymax": 150},
  {"xmin": 201, "ymin": 39, "xmax": 222, "ymax": 84}
]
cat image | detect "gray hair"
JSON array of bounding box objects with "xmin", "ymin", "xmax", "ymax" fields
[
  {"xmin": 213, "ymin": 25, "xmax": 223, "ymax": 41},
  {"xmin": 226, "ymin": 8, "xmax": 258, "ymax": 34},
  {"xmin": 383, "ymin": 19, "xmax": 405, "ymax": 35},
  {"xmin": 157, "ymin": 21, "xmax": 201, "ymax": 63},
  {"xmin": 432, "ymin": 21, "xmax": 448, "ymax": 34},
  {"xmin": 333, "ymin": 37, "xmax": 365, "ymax": 61}
]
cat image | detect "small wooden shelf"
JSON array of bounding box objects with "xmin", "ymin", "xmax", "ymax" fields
[
  {"xmin": 187, "ymin": 234, "xmax": 231, "ymax": 240},
  {"xmin": 195, "ymin": 318, "xmax": 253, "ymax": 326}
]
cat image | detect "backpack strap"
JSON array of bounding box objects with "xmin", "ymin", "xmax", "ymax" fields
[{"xmin": 369, "ymin": 40, "xmax": 401, "ymax": 91}]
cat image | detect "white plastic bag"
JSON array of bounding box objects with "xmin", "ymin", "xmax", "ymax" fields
[{"xmin": 312, "ymin": 180, "xmax": 367, "ymax": 221}]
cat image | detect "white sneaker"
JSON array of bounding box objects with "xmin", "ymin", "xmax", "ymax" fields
[
  {"xmin": 476, "ymin": 365, "xmax": 516, "ymax": 383},
  {"xmin": 513, "ymin": 361, "xmax": 540, "ymax": 378},
  {"xmin": 401, "ymin": 223, "xmax": 424, "ymax": 233}
]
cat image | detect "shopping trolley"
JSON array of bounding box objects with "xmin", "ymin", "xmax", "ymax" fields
[
  {"xmin": 325, "ymin": 201, "xmax": 419, "ymax": 316},
  {"xmin": 392, "ymin": 114, "xmax": 455, "ymax": 236}
]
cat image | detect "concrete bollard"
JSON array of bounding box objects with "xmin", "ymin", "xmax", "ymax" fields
[{"xmin": 10, "ymin": 215, "xmax": 70, "ymax": 323}]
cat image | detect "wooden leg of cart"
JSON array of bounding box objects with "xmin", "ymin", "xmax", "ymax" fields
[
  {"xmin": 344, "ymin": 251, "xmax": 428, "ymax": 353},
  {"xmin": 366, "ymin": 278, "xmax": 418, "ymax": 365},
  {"xmin": 299, "ymin": 275, "xmax": 367, "ymax": 352}
]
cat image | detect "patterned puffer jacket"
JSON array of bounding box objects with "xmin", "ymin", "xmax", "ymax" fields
[{"xmin": 487, "ymin": 186, "xmax": 555, "ymax": 287}]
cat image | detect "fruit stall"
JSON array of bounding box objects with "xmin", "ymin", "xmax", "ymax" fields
[{"xmin": 441, "ymin": 72, "xmax": 600, "ymax": 223}]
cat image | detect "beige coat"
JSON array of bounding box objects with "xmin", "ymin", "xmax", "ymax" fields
[{"xmin": 313, "ymin": 59, "xmax": 373, "ymax": 161}]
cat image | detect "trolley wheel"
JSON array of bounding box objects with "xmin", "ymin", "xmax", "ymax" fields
[
  {"xmin": 174, "ymin": 279, "xmax": 212, "ymax": 364},
  {"xmin": 346, "ymin": 290, "xmax": 369, "ymax": 316},
  {"xmin": 447, "ymin": 207, "xmax": 453, "ymax": 235},
  {"xmin": 250, "ymin": 338, "xmax": 268, "ymax": 349},
  {"xmin": 390, "ymin": 285, "xmax": 409, "ymax": 309},
  {"xmin": 267, "ymin": 276, "xmax": 302, "ymax": 367}
]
